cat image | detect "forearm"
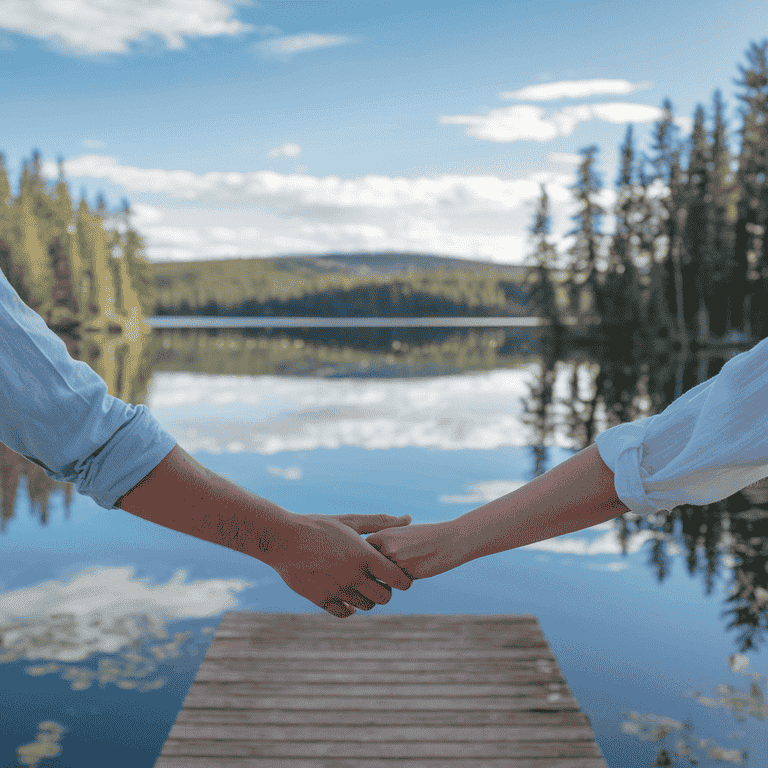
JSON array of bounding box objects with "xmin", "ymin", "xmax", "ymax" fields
[
  {"xmin": 116, "ymin": 444, "xmax": 293, "ymax": 563},
  {"xmin": 450, "ymin": 443, "xmax": 630, "ymax": 565}
]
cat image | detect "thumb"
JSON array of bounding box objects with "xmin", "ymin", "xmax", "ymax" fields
[{"xmin": 340, "ymin": 513, "xmax": 412, "ymax": 534}]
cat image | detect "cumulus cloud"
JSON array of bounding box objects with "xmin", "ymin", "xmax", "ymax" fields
[
  {"xmin": 40, "ymin": 154, "xmax": 579, "ymax": 263},
  {"xmin": 549, "ymin": 152, "xmax": 583, "ymax": 165},
  {"xmin": 0, "ymin": 0, "xmax": 254, "ymax": 56},
  {"xmin": 441, "ymin": 101, "xmax": 665, "ymax": 143},
  {"xmin": 254, "ymin": 32, "xmax": 352, "ymax": 59},
  {"xmin": 43, "ymin": 155, "xmax": 553, "ymax": 211},
  {"xmin": 146, "ymin": 367, "xmax": 578, "ymax": 455},
  {"xmin": 268, "ymin": 143, "xmax": 302, "ymax": 158},
  {"xmin": 439, "ymin": 480, "xmax": 525, "ymax": 504},
  {"xmin": 0, "ymin": 565, "xmax": 268, "ymax": 662},
  {"xmin": 501, "ymin": 79, "xmax": 653, "ymax": 101},
  {"xmin": 267, "ymin": 465, "xmax": 303, "ymax": 480}
]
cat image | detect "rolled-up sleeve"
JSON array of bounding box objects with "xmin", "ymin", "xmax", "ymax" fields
[
  {"xmin": 595, "ymin": 335, "xmax": 768, "ymax": 516},
  {"xmin": 0, "ymin": 269, "xmax": 177, "ymax": 510}
]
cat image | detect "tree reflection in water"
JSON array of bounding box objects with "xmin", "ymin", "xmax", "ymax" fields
[{"xmin": 2, "ymin": 321, "xmax": 767, "ymax": 766}]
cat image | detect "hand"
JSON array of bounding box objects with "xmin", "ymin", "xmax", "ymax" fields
[
  {"xmin": 366, "ymin": 520, "xmax": 462, "ymax": 580},
  {"xmin": 264, "ymin": 512, "xmax": 414, "ymax": 618}
]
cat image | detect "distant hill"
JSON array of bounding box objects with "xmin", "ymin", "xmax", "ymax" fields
[
  {"xmin": 263, "ymin": 252, "xmax": 524, "ymax": 276},
  {"xmin": 150, "ymin": 252, "xmax": 552, "ymax": 318}
]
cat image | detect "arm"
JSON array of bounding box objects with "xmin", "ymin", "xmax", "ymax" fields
[
  {"xmin": 117, "ymin": 444, "xmax": 414, "ymax": 618},
  {"xmin": 366, "ymin": 443, "xmax": 630, "ymax": 579}
]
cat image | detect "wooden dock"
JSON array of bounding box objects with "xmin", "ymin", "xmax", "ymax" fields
[{"xmin": 154, "ymin": 611, "xmax": 609, "ymax": 768}]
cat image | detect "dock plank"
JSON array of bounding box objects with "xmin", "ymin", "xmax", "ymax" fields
[{"xmin": 154, "ymin": 612, "xmax": 608, "ymax": 768}]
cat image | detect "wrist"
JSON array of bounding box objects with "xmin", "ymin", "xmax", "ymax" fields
[
  {"xmin": 444, "ymin": 516, "xmax": 484, "ymax": 568},
  {"xmin": 118, "ymin": 444, "xmax": 296, "ymax": 562}
]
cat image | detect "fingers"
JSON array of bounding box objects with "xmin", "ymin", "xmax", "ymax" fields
[
  {"xmin": 367, "ymin": 549, "xmax": 413, "ymax": 591},
  {"xmin": 338, "ymin": 513, "xmax": 412, "ymax": 534},
  {"xmin": 321, "ymin": 598, "xmax": 357, "ymax": 619}
]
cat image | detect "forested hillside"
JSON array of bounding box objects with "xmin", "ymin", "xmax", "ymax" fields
[{"xmin": 151, "ymin": 256, "xmax": 543, "ymax": 317}]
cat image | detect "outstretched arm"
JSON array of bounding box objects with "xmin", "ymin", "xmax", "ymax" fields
[
  {"xmin": 367, "ymin": 443, "xmax": 630, "ymax": 579},
  {"xmin": 117, "ymin": 444, "xmax": 413, "ymax": 618}
]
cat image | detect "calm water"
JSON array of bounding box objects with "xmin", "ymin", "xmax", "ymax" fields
[{"xmin": 1, "ymin": 319, "xmax": 765, "ymax": 767}]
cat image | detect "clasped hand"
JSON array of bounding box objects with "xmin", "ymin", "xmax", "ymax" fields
[{"xmin": 264, "ymin": 512, "xmax": 460, "ymax": 618}]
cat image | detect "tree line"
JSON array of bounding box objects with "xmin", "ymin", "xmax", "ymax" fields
[
  {"xmin": 528, "ymin": 39, "xmax": 768, "ymax": 347},
  {"xmin": 1, "ymin": 40, "xmax": 767, "ymax": 343},
  {"xmin": 0, "ymin": 151, "xmax": 154, "ymax": 335}
]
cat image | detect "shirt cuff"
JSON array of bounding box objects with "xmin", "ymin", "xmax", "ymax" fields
[
  {"xmin": 76, "ymin": 405, "xmax": 178, "ymax": 510},
  {"xmin": 595, "ymin": 418, "xmax": 662, "ymax": 516}
]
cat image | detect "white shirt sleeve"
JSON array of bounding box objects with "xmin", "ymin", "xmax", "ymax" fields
[{"xmin": 595, "ymin": 335, "xmax": 768, "ymax": 516}]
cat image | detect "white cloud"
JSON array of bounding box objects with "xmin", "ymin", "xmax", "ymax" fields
[
  {"xmin": 43, "ymin": 155, "xmax": 551, "ymax": 211},
  {"xmin": 254, "ymin": 32, "xmax": 352, "ymax": 59},
  {"xmin": 0, "ymin": 565, "xmax": 269, "ymax": 662},
  {"xmin": 439, "ymin": 480, "xmax": 525, "ymax": 504},
  {"xmin": 130, "ymin": 202, "xmax": 166, "ymax": 226},
  {"xmin": 441, "ymin": 101, "xmax": 664, "ymax": 143},
  {"xmin": 0, "ymin": 0, "xmax": 254, "ymax": 56},
  {"xmin": 147, "ymin": 366, "xmax": 594, "ymax": 455},
  {"xmin": 502, "ymin": 79, "xmax": 653, "ymax": 101},
  {"xmin": 40, "ymin": 154, "xmax": 581, "ymax": 263},
  {"xmin": 267, "ymin": 465, "xmax": 303, "ymax": 480},
  {"xmin": 549, "ymin": 152, "xmax": 583, "ymax": 165},
  {"xmin": 268, "ymin": 143, "xmax": 302, "ymax": 158}
]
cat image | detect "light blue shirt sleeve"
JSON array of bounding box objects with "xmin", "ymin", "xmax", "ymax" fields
[
  {"xmin": 0, "ymin": 268, "xmax": 177, "ymax": 510},
  {"xmin": 595, "ymin": 334, "xmax": 768, "ymax": 516}
]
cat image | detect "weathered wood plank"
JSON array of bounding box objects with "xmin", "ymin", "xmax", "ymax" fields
[
  {"xmin": 158, "ymin": 737, "xmax": 606, "ymax": 758},
  {"xmin": 153, "ymin": 760, "xmax": 609, "ymax": 768},
  {"xmin": 153, "ymin": 612, "xmax": 609, "ymax": 768},
  {"xmin": 173, "ymin": 709, "xmax": 592, "ymax": 726}
]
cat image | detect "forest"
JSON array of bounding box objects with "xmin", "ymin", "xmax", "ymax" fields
[{"xmin": 0, "ymin": 41, "xmax": 767, "ymax": 348}]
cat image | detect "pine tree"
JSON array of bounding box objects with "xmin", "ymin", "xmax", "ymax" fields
[
  {"xmin": 9, "ymin": 163, "xmax": 56, "ymax": 321},
  {"xmin": 120, "ymin": 198, "xmax": 155, "ymax": 320},
  {"xmin": 52, "ymin": 156, "xmax": 84, "ymax": 317},
  {"xmin": 0, "ymin": 154, "xmax": 13, "ymax": 284},
  {"xmin": 602, "ymin": 125, "xmax": 644, "ymax": 335},
  {"xmin": 706, "ymin": 89, "xmax": 738, "ymax": 338},
  {"xmin": 76, "ymin": 194, "xmax": 121, "ymax": 331},
  {"xmin": 0, "ymin": 153, "xmax": 11, "ymax": 208},
  {"xmin": 647, "ymin": 99, "xmax": 687, "ymax": 341},
  {"xmin": 732, "ymin": 39, "xmax": 768, "ymax": 338},
  {"xmin": 634, "ymin": 151, "xmax": 673, "ymax": 337},
  {"xmin": 526, "ymin": 184, "xmax": 560, "ymax": 320},
  {"xmin": 565, "ymin": 145, "xmax": 606, "ymax": 325},
  {"xmin": 682, "ymin": 104, "xmax": 710, "ymax": 338}
]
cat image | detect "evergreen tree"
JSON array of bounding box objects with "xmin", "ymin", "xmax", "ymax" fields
[
  {"xmin": 647, "ymin": 99, "xmax": 687, "ymax": 341},
  {"xmin": 525, "ymin": 184, "xmax": 560, "ymax": 321},
  {"xmin": 706, "ymin": 89, "xmax": 737, "ymax": 338},
  {"xmin": 0, "ymin": 154, "xmax": 13, "ymax": 284},
  {"xmin": 120, "ymin": 198, "xmax": 156, "ymax": 319},
  {"xmin": 634, "ymin": 151, "xmax": 674, "ymax": 338},
  {"xmin": 732, "ymin": 39, "xmax": 768, "ymax": 338},
  {"xmin": 602, "ymin": 125, "xmax": 644, "ymax": 336},
  {"xmin": 0, "ymin": 153, "xmax": 11, "ymax": 208},
  {"xmin": 76, "ymin": 195, "xmax": 120, "ymax": 330},
  {"xmin": 565, "ymin": 145, "xmax": 606, "ymax": 324},
  {"xmin": 52, "ymin": 156, "xmax": 84, "ymax": 317},
  {"xmin": 682, "ymin": 104, "xmax": 710, "ymax": 338},
  {"xmin": 10, "ymin": 164, "xmax": 56, "ymax": 321}
]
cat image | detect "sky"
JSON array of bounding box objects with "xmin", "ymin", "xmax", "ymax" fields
[{"xmin": 0, "ymin": 0, "xmax": 765, "ymax": 266}]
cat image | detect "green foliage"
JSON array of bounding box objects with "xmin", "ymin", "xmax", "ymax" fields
[
  {"xmin": 0, "ymin": 151, "xmax": 151, "ymax": 334},
  {"xmin": 151, "ymin": 256, "xmax": 537, "ymax": 318}
]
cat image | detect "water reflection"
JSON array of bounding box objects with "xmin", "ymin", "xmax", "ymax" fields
[
  {"xmin": 0, "ymin": 321, "xmax": 163, "ymax": 531},
  {"xmin": 2, "ymin": 322, "xmax": 768, "ymax": 657},
  {"xmin": 2, "ymin": 321, "xmax": 768, "ymax": 767}
]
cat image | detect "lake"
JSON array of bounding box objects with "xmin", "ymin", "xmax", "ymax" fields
[{"xmin": 1, "ymin": 317, "xmax": 765, "ymax": 768}]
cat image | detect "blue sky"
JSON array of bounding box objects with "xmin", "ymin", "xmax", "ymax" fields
[{"xmin": 0, "ymin": 0, "xmax": 765, "ymax": 265}]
